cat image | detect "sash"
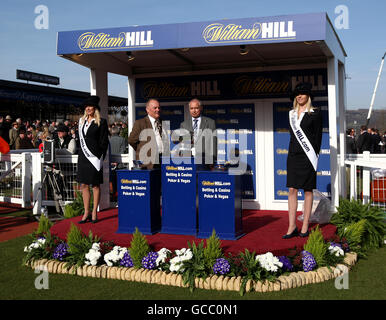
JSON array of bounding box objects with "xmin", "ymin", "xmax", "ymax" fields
[
  {"xmin": 289, "ymin": 110, "xmax": 318, "ymax": 171},
  {"xmin": 78, "ymin": 118, "xmax": 103, "ymax": 171}
]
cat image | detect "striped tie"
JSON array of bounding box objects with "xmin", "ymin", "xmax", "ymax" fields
[{"xmin": 193, "ymin": 119, "xmax": 198, "ymax": 141}]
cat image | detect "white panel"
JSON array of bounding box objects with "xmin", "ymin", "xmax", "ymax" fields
[
  {"xmin": 89, "ymin": 68, "xmax": 110, "ymax": 210},
  {"xmin": 327, "ymin": 57, "xmax": 339, "ymax": 211}
]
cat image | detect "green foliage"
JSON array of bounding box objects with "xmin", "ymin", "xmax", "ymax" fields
[
  {"xmin": 128, "ymin": 228, "xmax": 150, "ymax": 269},
  {"xmin": 64, "ymin": 190, "xmax": 93, "ymax": 219},
  {"xmin": 65, "ymin": 223, "xmax": 99, "ymax": 270},
  {"xmin": 182, "ymin": 241, "xmax": 207, "ymax": 293},
  {"xmin": 203, "ymin": 229, "xmax": 223, "ymax": 271},
  {"xmin": 229, "ymin": 249, "xmax": 278, "ymax": 296},
  {"xmin": 341, "ymin": 219, "xmax": 366, "ymax": 254},
  {"xmin": 303, "ymin": 226, "xmax": 327, "ymax": 267},
  {"xmin": 22, "ymin": 231, "xmax": 62, "ymax": 265},
  {"xmin": 237, "ymin": 249, "xmax": 260, "ymax": 296},
  {"xmin": 332, "ymin": 199, "xmax": 385, "ymax": 255},
  {"xmin": 34, "ymin": 215, "xmax": 53, "ymax": 236}
]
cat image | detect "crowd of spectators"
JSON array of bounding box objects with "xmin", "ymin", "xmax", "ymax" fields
[
  {"xmin": 346, "ymin": 125, "xmax": 386, "ymax": 154},
  {"xmin": 0, "ymin": 114, "xmax": 129, "ymax": 154}
]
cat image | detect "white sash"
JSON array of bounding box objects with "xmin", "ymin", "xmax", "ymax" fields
[
  {"xmin": 289, "ymin": 110, "xmax": 318, "ymax": 171},
  {"xmin": 78, "ymin": 118, "xmax": 103, "ymax": 171}
]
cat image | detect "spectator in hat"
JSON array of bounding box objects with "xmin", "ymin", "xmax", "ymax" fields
[
  {"xmin": 54, "ymin": 123, "xmax": 77, "ymax": 155},
  {"xmin": 15, "ymin": 128, "xmax": 35, "ymax": 150},
  {"xmin": 76, "ymin": 95, "xmax": 109, "ymax": 224},
  {"xmin": 70, "ymin": 127, "xmax": 80, "ymax": 152},
  {"xmin": 0, "ymin": 115, "xmax": 12, "ymax": 144},
  {"xmin": 9, "ymin": 122, "xmax": 19, "ymax": 149}
]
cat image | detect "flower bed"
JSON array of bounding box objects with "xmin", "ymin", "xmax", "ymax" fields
[
  {"xmin": 23, "ymin": 221, "xmax": 360, "ymax": 295},
  {"xmin": 26, "ymin": 252, "xmax": 357, "ymax": 292}
]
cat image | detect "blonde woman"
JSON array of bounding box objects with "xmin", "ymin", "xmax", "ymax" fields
[
  {"xmin": 283, "ymin": 83, "xmax": 323, "ymax": 239},
  {"xmin": 77, "ymin": 96, "xmax": 109, "ymax": 224}
]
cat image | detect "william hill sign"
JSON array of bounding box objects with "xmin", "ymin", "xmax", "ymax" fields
[
  {"xmin": 77, "ymin": 30, "xmax": 154, "ymax": 51},
  {"xmin": 202, "ymin": 21, "xmax": 296, "ymax": 43}
]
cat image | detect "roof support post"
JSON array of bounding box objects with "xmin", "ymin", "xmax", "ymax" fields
[
  {"xmin": 127, "ymin": 76, "xmax": 135, "ymax": 169},
  {"xmin": 90, "ymin": 68, "xmax": 110, "ymax": 210},
  {"xmin": 327, "ymin": 57, "xmax": 340, "ymax": 212},
  {"xmin": 338, "ymin": 62, "xmax": 347, "ymax": 200}
]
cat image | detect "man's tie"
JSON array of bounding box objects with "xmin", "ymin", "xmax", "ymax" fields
[
  {"xmin": 193, "ymin": 119, "xmax": 198, "ymax": 140},
  {"xmin": 155, "ymin": 119, "xmax": 162, "ymax": 137}
]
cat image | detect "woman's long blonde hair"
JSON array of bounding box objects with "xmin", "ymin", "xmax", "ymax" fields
[
  {"xmin": 293, "ymin": 96, "xmax": 314, "ymax": 114},
  {"xmin": 82, "ymin": 108, "xmax": 101, "ymax": 126}
]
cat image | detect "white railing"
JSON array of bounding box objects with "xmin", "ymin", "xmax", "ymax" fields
[
  {"xmin": 344, "ymin": 151, "xmax": 386, "ymax": 211},
  {"xmin": 0, "ymin": 150, "xmax": 33, "ymax": 208},
  {"xmin": 1, "ymin": 150, "xmax": 385, "ymax": 213},
  {"xmin": 0, "ymin": 150, "xmax": 130, "ymax": 215}
]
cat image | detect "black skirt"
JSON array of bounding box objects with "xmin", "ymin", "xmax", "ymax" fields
[
  {"xmin": 286, "ymin": 152, "xmax": 316, "ymax": 191},
  {"xmin": 76, "ymin": 149, "xmax": 104, "ymax": 186}
]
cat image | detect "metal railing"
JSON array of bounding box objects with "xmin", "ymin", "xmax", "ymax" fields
[
  {"xmin": 0, "ymin": 150, "xmax": 130, "ymax": 215},
  {"xmin": 1, "ymin": 150, "xmax": 385, "ymax": 213},
  {"xmin": 0, "ymin": 150, "xmax": 32, "ymax": 208},
  {"xmin": 344, "ymin": 152, "xmax": 386, "ymax": 211}
]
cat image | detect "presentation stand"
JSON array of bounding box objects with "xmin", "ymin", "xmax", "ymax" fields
[
  {"xmin": 197, "ymin": 171, "xmax": 244, "ymax": 240},
  {"xmin": 116, "ymin": 169, "xmax": 161, "ymax": 235},
  {"xmin": 161, "ymin": 157, "xmax": 197, "ymax": 235}
]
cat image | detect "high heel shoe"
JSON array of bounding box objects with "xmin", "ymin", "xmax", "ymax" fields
[
  {"xmin": 78, "ymin": 215, "xmax": 91, "ymax": 224},
  {"xmin": 299, "ymin": 229, "xmax": 310, "ymax": 237},
  {"xmin": 91, "ymin": 214, "xmax": 98, "ymax": 224},
  {"xmin": 282, "ymin": 227, "xmax": 299, "ymax": 239}
]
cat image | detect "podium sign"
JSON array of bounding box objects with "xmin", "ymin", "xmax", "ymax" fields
[
  {"xmin": 161, "ymin": 157, "xmax": 197, "ymax": 235},
  {"xmin": 197, "ymin": 171, "xmax": 244, "ymax": 240},
  {"xmin": 116, "ymin": 170, "xmax": 161, "ymax": 235}
]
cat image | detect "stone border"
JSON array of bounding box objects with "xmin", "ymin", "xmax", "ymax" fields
[{"xmin": 27, "ymin": 252, "xmax": 357, "ymax": 292}]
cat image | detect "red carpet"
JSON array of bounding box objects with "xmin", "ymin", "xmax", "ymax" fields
[{"xmin": 50, "ymin": 209, "xmax": 336, "ymax": 256}]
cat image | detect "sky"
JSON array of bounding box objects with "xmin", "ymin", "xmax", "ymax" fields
[{"xmin": 0, "ymin": 0, "xmax": 385, "ymax": 110}]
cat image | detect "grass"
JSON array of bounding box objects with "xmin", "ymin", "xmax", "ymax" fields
[{"xmin": 0, "ymin": 235, "xmax": 385, "ymax": 300}]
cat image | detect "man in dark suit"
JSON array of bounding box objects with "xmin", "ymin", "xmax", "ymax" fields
[
  {"xmin": 356, "ymin": 125, "xmax": 372, "ymax": 153},
  {"xmin": 128, "ymin": 99, "xmax": 166, "ymax": 169},
  {"xmin": 346, "ymin": 128, "xmax": 357, "ymax": 154},
  {"xmin": 370, "ymin": 128, "xmax": 382, "ymax": 154},
  {"xmin": 180, "ymin": 98, "xmax": 217, "ymax": 167}
]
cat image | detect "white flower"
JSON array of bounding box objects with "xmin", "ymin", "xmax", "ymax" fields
[
  {"xmin": 169, "ymin": 248, "xmax": 193, "ymax": 273},
  {"xmin": 104, "ymin": 246, "xmax": 128, "ymax": 266},
  {"xmin": 85, "ymin": 242, "xmax": 102, "ymax": 266},
  {"xmin": 256, "ymin": 252, "xmax": 283, "ymax": 273},
  {"xmin": 156, "ymin": 248, "xmax": 171, "ymax": 267},
  {"xmin": 328, "ymin": 245, "xmax": 344, "ymax": 257},
  {"xmin": 24, "ymin": 238, "xmax": 46, "ymax": 253}
]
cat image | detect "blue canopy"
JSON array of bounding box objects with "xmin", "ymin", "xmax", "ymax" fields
[{"xmin": 57, "ymin": 13, "xmax": 329, "ymax": 55}]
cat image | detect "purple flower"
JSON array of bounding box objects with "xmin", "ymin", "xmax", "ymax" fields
[
  {"xmin": 142, "ymin": 252, "xmax": 158, "ymax": 270},
  {"xmin": 301, "ymin": 250, "xmax": 317, "ymax": 272},
  {"xmin": 278, "ymin": 256, "xmax": 293, "ymax": 271},
  {"xmin": 213, "ymin": 258, "xmax": 230, "ymax": 275},
  {"xmin": 330, "ymin": 242, "xmax": 342, "ymax": 249},
  {"xmin": 120, "ymin": 251, "xmax": 134, "ymax": 268},
  {"xmin": 342, "ymin": 243, "xmax": 350, "ymax": 253},
  {"xmin": 52, "ymin": 243, "xmax": 69, "ymax": 261}
]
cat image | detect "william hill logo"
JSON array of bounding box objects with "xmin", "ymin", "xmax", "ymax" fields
[
  {"xmin": 78, "ymin": 30, "xmax": 154, "ymax": 51},
  {"xmin": 202, "ymin": 21, "xmax": 296, "ymax": 43}
]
